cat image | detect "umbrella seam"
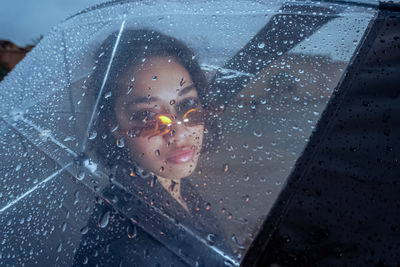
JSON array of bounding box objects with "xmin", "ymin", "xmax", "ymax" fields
[
  {"xmin": 0, "ymin": 162, "xmax": 72, "ymax": 213},
  {"xmin": 81, "ymin": 19, "xmax": 127, "ymax": 153}
]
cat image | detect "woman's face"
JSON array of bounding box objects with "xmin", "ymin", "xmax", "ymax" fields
[{"xmin": 114, "ymin": 56, "xmax": 204, "ymax": 179}]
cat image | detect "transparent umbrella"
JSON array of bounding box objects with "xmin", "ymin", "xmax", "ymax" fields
[{"xmin": 0, "ymin": 0, "xmax": 382, "ymax": 266}]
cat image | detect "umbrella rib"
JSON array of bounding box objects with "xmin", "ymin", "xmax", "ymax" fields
[
  {"xmin": 0, "ymin": 162, "xmax": 72, "ymax": 213},
  {"xmin": 19, "ymin": 117, "xmax": 78, "ymax": 158},
  {"xmin": 201, "ymin": 63, "xmax": 255, "ymax": 79},
  {"xmin": 81, "ymin": 19, "xmax": 127, "ymax": 153}
]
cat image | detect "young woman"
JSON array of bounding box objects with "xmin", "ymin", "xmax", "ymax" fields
[{"xmin": 73, "ymin": 29, "xmax": 227, "ymax": 266}]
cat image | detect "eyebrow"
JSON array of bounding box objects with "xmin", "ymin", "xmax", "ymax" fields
[{"xmin": 128, "ymin": 84, "xmax": 196, "ymax": 105}]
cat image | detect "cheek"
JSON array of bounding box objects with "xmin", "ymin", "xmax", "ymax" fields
[
  {"xmin": 194, "ymin": 126, "xmax": 204, "ymax": 144},
  {"xmin": 127, "ymin": 137, "xmax": 163, "ymax": 161}
]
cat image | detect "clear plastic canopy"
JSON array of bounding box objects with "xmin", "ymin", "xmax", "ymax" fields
[{"xmin": 0, "ymin": 0, "xmax": 376, "ymax": 266}]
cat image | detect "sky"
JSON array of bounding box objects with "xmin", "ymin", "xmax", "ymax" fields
[{"xmin": 0, "ymin": 0, "xmax": 106, "ymax": 46}]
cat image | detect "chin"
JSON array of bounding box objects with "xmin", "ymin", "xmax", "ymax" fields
[{"xmin": 160, "ymin": 164, "xmax": 197, "ymax": 179}]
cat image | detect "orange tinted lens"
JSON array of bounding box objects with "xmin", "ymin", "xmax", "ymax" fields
[{"xmin": 183, "ymin": 108, "xmax": 203, "ymax": 126}]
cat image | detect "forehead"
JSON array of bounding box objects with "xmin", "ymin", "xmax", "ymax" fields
[{"xmin": 122, "ymin": 57, "xmax": 196, "ymax": 101}]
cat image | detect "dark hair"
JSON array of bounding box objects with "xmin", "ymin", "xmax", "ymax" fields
[{"xmin": 87, "ymin": 29, "xmax": 208, "ymax": 170}]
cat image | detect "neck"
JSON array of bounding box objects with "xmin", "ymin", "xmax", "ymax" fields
[{"xmin": 157, "ymin": 176, "xmax": 189, "ymax": 212}]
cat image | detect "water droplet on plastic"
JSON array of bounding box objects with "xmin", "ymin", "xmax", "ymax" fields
[
  {"xmin": 223, "ymin": 163, "xmax": 229, "ymax": 172},
  {"xmin": 243, "ymin": 175, "xmax": 250, "ymax": 182},
  {"xmin": 80, "ymin": 226, "xmax": 89, "ymax": 235},
  {"xmin": 111, "ymin": 125, "xmax": 119, "ymax": 133},
  {"xmin": 258, "ymin": 42, "xmax": 265, "ymax": 49},
  {"xmin": 15, "ymin": 164, "xmax": 22, "ymax": 171},
  {"xmin": 104, "ymin": 91, "xmax": 112, "ymax": 99},
  {"xmin": 205, "ymin": 202, "xmax": 211, "ymax": 210},
  {"xmin": 127, "ymin": 86, "xmax": 133, "ymax": 95},
  {"xmin": 131, "ymin": 76, "xmax": 135, "ymax": 82},
  {"xmin": 159, "ymin": 166, "xmax": 164, "ymax": 173},
  {"xmin": 232, "ymin": 234, "xmax": 245, "ymax": 249},
  {"xmin": 61, "ymin": 222, "xmax": 67, "ymax": 232},
  {"xmin": 57, "ymin": 243, "xmax": 62, "ymax": 253},
  {"xmin": 127, "ymin": 223, "xmax": 137, "ymax": 238},
  {"xmin": 253, "ymin": 131, "xmax": 262, "ymax": 137},
  {"xmin": 98, "ymin": 211, "xmax": 110, "ymax": 228},
  {"xmin": 63, "ymin": 136, "xmax": 75, "ymax": 142},
  {"xmin": 169, "ymin": 99, "xmax": 176, "ymax": 105},
  {"xmin": 155, "ymin": 149, "xmax": 160, "ymax": 156},
  {"xmin": 152, "ymin": 76, "xmax": 157, "ymax": 80},
  {"xmin": 116, "ymin": 138, "xmax": 125, "ymax": 148},
  {"xmin": 76, "ymin": 172, "xmax": 85, "ymax": 181},
  {"xmin": 207, "ymin": 233, "xmax": 216, "ymax": 245},
  {"xmin": 88, "ymin": 131, "xmax": 97, "ymax": 140}
]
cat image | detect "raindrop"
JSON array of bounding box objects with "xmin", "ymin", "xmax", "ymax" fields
[
  {"xmin": 127, "ymin": 86, "xmax": 133, "ymax": 95},
  {"xmin": 257, "ymin": 42, "xmax": 265, "ymax": 49},
  {"xmin": 83, "ymin": 257, "xmax": 89, "ymax": 265},
  {"xmin": 80, "ymin": 226, "xmax": 89, "ymax": 235},
  {"xmin": 57, "ymin": 243, "xmax": 62, "ymax": 253},
  {"xmin": 243, "ymin": 194, "xmax": 250, "ymax": 203},
  {"xmin": 152, "ymin": 76, "xmax": 157, "ymax": 80},
  {"xmin": 15, "ymin": 164, "xmax": 22, "ymax": 171},
  {"xmin": 207, "ymin": 233, "xmax": 216, "ymax": 245},
  {"xmin": 243, "ymin": 175, "xmax": 250, "ymax": 182},
  {"xmin": 155, "ymin": 150, "xmax": 160, "ymax": 156},
  {"xmin": 298, "ymin": 69, "xmax": 304, "ymax": 74},
  {"xmin": 224, "ymin": 260, "xmax": 234, "ymax": 267},
  {"xmin": 253, "ymin": 131, "xmax": 262, "ymax": 137},
  {"xmin": 98, "ymin": 52, "xmax": 105, "ymax": 58},
  {"xmin": 159, "ymin": 166, "xmax": 164, "ymax": 173},
  {"xmin": 116, "ymin": 138, "xmax": 125, "ymax": 148},
  {"xmin": 61, "ymin": 222, "xmax": 67, "ymax": 232},
  {"xmin": 88, "ymin": 131, "xmax": 97, "ymax": 140},
  {"xmin": 205, "ymin": 203, "xmax": 211, "ymax": 210},
  {"xmin": 130, "ymin": 76, "xmax": 135, "ymax": 82},
  {"xmin": 223, "ymin": 163, "xmax": 229, "ymax": 172},
  {"xmin": 180, "ymin": 77, "xmax": 186, "ymax": 86},
  {"xmin": 63, "ymin": 136, "xmax": 75, "ymax": 142},
  {"xmin": 111, "ymin": 125, "xmax": 119, "ymax": 133},
  {"xmin": 231, "ymin": 234, "xmax": 245, "ymax": 249},
  {"xmin": 169, "ymin": 99, "xmax": 176, "ymax": 105},
  {"xmin": 98, "ymin": 211, "xmax": 110, "ymax": 228},
  {"xmin": 104, "ymin": 91, "xmax": 112, "ymax": 99},
  {"xmin": 127, "ymin": 223, "xmax": 137, "ymax": 238},
  {"xmin": 76, "ymin": 172, "xmax": 85, "ymax": 181}
]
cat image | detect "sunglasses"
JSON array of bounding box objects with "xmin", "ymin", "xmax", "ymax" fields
[{"xmin": 127, "ymin": 107, "xmax": 205, "ymax": 138}]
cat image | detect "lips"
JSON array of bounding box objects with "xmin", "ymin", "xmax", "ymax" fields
[{"xmin": 166, "ymin": 146, "xmax": 196, "ymax": 164}]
